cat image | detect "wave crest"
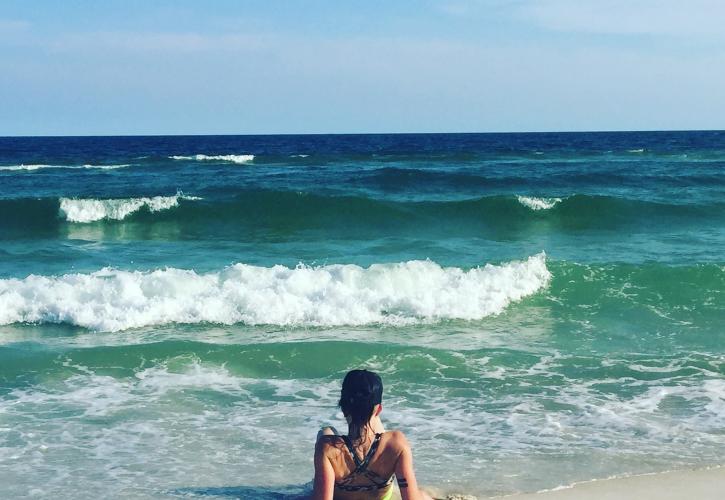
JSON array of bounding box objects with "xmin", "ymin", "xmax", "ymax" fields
[
  {"xmin": 169, "ymin": 154, "xmax": 254, "ymax": 164},
  {"xmin": 517, "ymin": 196, "xmax": 563, "ymax": 210},
  {"xmin": 59, "ymin": 194, "xmax": 200, "ymax": 223},
  {"xmin": 0, "ymin": 164, "xmax": 129, "ymax": 171},
  {"xmin": 0, "ymin": 254, "xmax": 550, "ymax": 331}
]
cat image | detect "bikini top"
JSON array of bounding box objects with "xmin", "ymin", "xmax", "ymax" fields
[{"xmin": 334, "ymin": 433, "xmax": 394, "ymax": 493}]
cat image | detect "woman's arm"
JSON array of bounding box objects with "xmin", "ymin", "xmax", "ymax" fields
[
  {"xmin": 393, "ymin": 431, "xmax": 429, "ymax": 500},
  {"xmin": 311, "ymin": 439, "xmax": 335, "ymax": 500}
]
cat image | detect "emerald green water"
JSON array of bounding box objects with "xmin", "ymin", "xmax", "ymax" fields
[{"xmin": 1, "ymin": 132, "xmax": 725, "ymax": 498}]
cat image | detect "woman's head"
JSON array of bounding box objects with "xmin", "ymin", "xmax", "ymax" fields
[{"xmin": 338, "ymin": 369, "xmax": 383, "ymax": 440}]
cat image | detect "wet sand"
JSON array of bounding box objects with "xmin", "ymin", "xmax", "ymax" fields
[{"xmin": 484, "ymin": 465, "xmax": 725, "ymax": 500}]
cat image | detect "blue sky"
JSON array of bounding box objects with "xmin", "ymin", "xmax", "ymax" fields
[{"xmin": 1, "ymin": 0, "xmax": 724, "ymax": 135}]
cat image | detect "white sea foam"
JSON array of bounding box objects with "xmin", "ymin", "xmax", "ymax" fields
[
  {"xmin": 517, "ymin": 195, "xmax": 563, "ymax": 210},
  {"xmin": 3, "ymin": 351, "xmax": 725, "ymax": 498},
  {"xmin": 0, "ymin": 254, "xmax": 550, "ymax": 331},
  {"xmin": 628, "ymin": 148, "xmax": 645, "ymax": 153},
  {"xmin": 169, "ymin": 154, "xmax": 254, "ymax": 164},
  {"xmin": 0, "ymin": 164, "xmax": 130, "ymax": 171},
  {"xmin": 4, "ymin": 361, "xmax": 248, "ymax": 418},
  {"xmin": 58, "ymin": 193, "xmax": 200, "ymax": 223}
]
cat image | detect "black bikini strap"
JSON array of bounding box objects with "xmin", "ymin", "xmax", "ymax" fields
[
  {"xmin": 358, "ymin": 433, "xmax": 382, "ymax": 471},
  {"xmin": 341, "ymin": 435, "xmax": 362, "ymax": 467},
  {"xmin": 342, "ymin": 433, "xmax": 382, "ymax": 471}
]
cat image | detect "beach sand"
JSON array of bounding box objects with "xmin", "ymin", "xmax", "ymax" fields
[{"xmin": 469, "ymin": 466, "xmax": 725, "ymax": 500}]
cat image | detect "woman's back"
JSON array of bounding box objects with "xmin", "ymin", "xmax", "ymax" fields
[
  {"xmin": 319, "ymin": 431, "xmax": 403, "ymax": 500},
  {"xmin": 312, "ymin": 370, "xmax": 430, "ymax": 500}
]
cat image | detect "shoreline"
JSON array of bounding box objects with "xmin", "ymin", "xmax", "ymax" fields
[{"xmin": 466, "ymin": 465, "xmax": 725, "ymax": 500}]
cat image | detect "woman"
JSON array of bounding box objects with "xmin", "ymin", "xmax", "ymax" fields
[{"xmin": 312, "ymin": 369, "xmax": 433, "ymax": 500}]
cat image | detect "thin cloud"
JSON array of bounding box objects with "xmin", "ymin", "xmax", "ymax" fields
[
  {"xmin": 48, "ymin": 31, "xmax": 274, "ymax": 54},
  {"xmin": 0, "ymin": 19, "xmax": 29, "ymax": 28},
  {"xmin": 0, "ymin": 19, "xmax": 30, "ymax": 34},
  {"xmin": 433, "ymin": 0, "xmax": 520, "ymax": 17},
  {"xmin": 518, "ymin": 0, "xmax": 725, "ymax": 38}
]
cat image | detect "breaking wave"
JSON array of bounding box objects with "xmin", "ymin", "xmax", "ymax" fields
[
  {"xmin": 169, "ymin": 154, "xmax": 254, "ymax": 164},
  {"xmin": 58, "ymin": 194, "xmax": 201, "ymax": 223},
  {"xmin": 517, "ymin": 196, "xmax": 563, "ymax": 210},
  {"xmin": 0, "ymin": 254, "xmax": 550, "ymax": 331},
  {"xmin": 0, "ymin": 193, "xmax": 721, "ymax": 238}
]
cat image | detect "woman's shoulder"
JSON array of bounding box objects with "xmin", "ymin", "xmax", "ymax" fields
[
  {"xmin": 317, "ymin": 434, "xmax": 344, "ymax": 448},
  {"xmin": 380, "ymin": 430, "xmax": 411, "ymax": 452}
]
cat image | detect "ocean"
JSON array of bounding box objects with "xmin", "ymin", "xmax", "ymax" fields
[{"xmin": 1, "ymin": 131, "xmax": 724, "ymax": 498}]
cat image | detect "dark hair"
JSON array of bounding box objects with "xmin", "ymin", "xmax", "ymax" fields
[{"xmin": 338, "ymin": 369, "xmax": 383, "ymax": 441}]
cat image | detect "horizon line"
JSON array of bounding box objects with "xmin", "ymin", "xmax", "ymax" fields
[{"xmin": 1, "ymin": 128, "xmax": 724, "ymax": 139}]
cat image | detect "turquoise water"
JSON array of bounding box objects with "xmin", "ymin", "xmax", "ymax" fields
[{"xmin": 1, "ymin": 132, "xmax": 724, "ymax": 498}]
